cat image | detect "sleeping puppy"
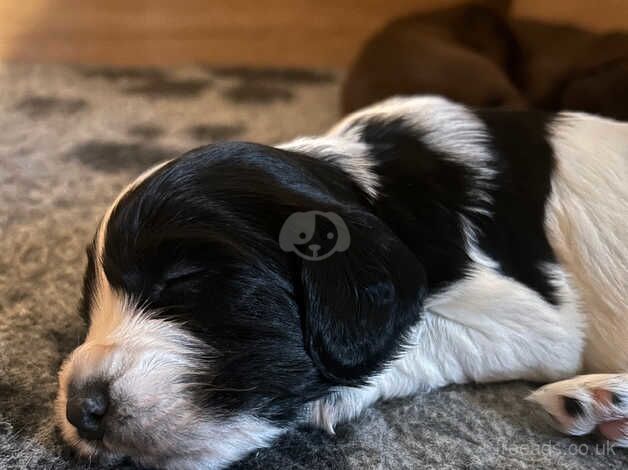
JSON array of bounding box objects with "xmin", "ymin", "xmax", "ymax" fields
[{"xmin": 56, "ymin": 96, "xmax": 628, "ymax": 469}]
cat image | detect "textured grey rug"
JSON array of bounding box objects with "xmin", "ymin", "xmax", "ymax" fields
[{"xmin": 0, "ymin": 63, "xmax": 626, "ymax": 469}]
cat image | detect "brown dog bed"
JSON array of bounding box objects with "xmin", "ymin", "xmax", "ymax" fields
[{"xmin": 342, "ymin": 0, "xmax": 628, "ymax": 120}]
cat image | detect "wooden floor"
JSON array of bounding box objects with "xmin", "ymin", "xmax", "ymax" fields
[{"xmin": 0, "ymin": 0, "xmax": 627, "ymax": 67}]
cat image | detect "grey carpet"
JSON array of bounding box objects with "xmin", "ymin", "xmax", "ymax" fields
[{"xmin": 0, "ymin": 63, "xmax": 625, "ymax": 470}]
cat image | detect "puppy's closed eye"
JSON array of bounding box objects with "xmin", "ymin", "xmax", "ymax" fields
[
  {"xmin": 149, "ymin": 263, "xmax": 208, "ymax": 306},
  {"xmin": 163, "ymin": 264, "xmax": 207, "ymax": 287}
]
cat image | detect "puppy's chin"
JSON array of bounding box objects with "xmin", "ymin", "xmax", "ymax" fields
[{"xmin": 56, "ymin": 399, "xmax": 284, "ymax": 470}]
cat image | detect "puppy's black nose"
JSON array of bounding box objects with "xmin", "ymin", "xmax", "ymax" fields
[{"xmin": 66, "ymin": 381, "xmax": 109, "ymax": 440}]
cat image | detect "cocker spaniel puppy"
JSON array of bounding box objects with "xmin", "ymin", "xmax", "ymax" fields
[{"xmin": 57, "ymin": 96, "xmax": 628, "ymax": 469}]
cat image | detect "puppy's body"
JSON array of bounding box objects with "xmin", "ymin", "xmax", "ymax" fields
[
  {"xmin": 57, "ymin": 97, "xmax": 628, "ymax": 468},
  {"xmin": 289, "ymin": 97, "xmax": 627, "ymax": 430}
]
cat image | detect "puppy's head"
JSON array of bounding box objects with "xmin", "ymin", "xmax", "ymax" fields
[{"xmin": 56, "ymin": 142, "xmax": 426, "ymax": 469}]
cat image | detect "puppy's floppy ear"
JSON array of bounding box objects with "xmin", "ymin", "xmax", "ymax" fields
[
  {"xmin": 320, "ymin": 212, "xmax": 350, "ymax": 252},
  {"xmin": 298, "ymin": 209, "xmax": 426, "ymax": 385}
]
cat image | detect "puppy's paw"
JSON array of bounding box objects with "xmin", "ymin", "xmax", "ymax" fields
[
  {"xmin": 308, "ymin": 394, "xmax": 341, "ymax": 435},
  {"xmin": 308, "ymin": 386, "xmax": 380, "ymax": 434},
  {"xmin": 528, "ymin": 374, "xmax": 628, "ymax": 446}
]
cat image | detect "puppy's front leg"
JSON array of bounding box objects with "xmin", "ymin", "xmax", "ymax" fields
[{"xmin": 306, "ymin": 306, "xmax": 514, "ymax": 433}]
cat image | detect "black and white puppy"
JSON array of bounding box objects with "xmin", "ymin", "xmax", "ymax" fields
[{"xmin": 56, "ymin": 96, "xmax": 628, "ymax": 469}]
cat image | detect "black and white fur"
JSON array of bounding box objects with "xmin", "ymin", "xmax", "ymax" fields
[{"xmin": 56, "ymin": 96, "xmax": 628, "ymax": 469}]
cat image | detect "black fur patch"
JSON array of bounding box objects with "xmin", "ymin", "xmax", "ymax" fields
[
  {"xmin": 473, "ymin": 110, "xmax": 558, "ymax": 304},
  {"xmin": 360, "ymin": 117, "xmax": 473, "ymax": 293},
  {"xmin": 563, "ymin": 396, "xmax": 584, "ymax": 417},
  {"xmin": 360, "ymin": 111, "xmax": 559, "ymax": 304},
  {"xmin": 612, "ymin": 392, "xmax": 623, "ymax": 406}
]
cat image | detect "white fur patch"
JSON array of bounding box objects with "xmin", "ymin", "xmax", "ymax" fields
[
  {"xmin": 424, "ymin": 263, "xmax": 585, "ymax": 383},
  {"xmin": 279, "ymin": 136, "xmax": 379, "ymax": 199},
  {"xmin": 95, "ymin": 158, "xmax": 172, "ymax": 272},
  {"xmin": 545, "ymin": 113, "xmax": 628, "ymax": 372}
]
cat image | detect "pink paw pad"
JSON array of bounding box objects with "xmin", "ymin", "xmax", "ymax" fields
[{"xmin": 528, "ymin": 374, "xmax": 628, "ymax": 446}]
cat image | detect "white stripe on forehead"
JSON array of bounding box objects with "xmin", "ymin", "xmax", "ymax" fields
[
  {"xmin": 279, "ymin": 136, "xmax": 379, "ymax": 200},
  {"xmin": 89, "ymin": 159, "xmax": 173, "ymax": 349},
  {"xmin": 96, "ymin": 158, "xmax": 173, "ymax": 265},
  {"xmin": 93, "ymin": 159, "xmax": 173, "ymax": 307}
]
